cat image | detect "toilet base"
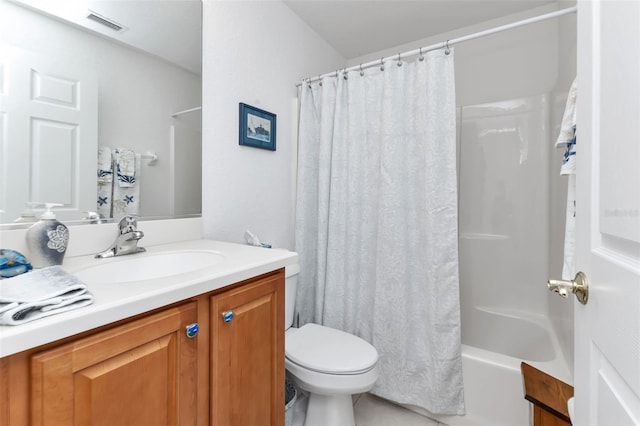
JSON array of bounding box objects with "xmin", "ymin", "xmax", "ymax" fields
[{"xmin": 304, "ymin": 393, "xmax": 355, "ymax": 426}]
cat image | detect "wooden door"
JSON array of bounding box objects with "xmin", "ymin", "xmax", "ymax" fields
[
  {"xmin": 574, "ymin": 1, "xmax": 640, "ymax": 424},
  {"xmin": 210, "ymin": 271, "xmax": 285, "ymax": 426},
  {"xmin": 30, "ymin": 303, "xmax": 199, "ymax": 426}
]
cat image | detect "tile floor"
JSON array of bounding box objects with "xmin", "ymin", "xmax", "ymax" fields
[{"xmin": 290, "ymin": 392, "xmax": 445, "ymax": 426}]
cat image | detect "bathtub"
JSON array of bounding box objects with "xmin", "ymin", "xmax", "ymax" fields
[{"xmin": 403, "ymin": 307, "xmax": 572, "ymax": 426}]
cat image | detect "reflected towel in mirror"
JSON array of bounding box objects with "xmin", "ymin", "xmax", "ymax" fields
[
  {"xmin": 115, "ymin": 148, "xmax": 136, "ymax": 188},
  {"xmin": 97, "ymin": 145, "xmax": 113, "ymax": 183},
  {"xmin": 112, "ymin": 153, "xmax": 141, "ymax": 218}
]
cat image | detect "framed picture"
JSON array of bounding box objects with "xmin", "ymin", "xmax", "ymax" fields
[{"xmin": 239, "ymin": 103, "xmax": 276, "ymax": 151}]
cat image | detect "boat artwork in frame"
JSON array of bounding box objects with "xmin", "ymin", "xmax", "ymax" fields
[{"xmin": 239, "ymin": 103, "xmax": 276, "ymax": 151}]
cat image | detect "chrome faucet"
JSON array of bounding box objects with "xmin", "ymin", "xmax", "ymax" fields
[
  {"xmin": 83, "ymin": 211, "xmax": 106, "ymax": 224},
  {"xmin": 95, "ymin": 215, "xmax": 146, "ymax": 258}
]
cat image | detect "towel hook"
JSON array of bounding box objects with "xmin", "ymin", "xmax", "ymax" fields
[
  {"xmin": 359, "ymin": 63, "xmax": 364, "ymax": 76},
  {"xmin": 444, "ymin": 40, "xmax": 451, "ymax": 55},
  {"xmin": 418, "ymin": 47, "xmax": 424, "ymax": 62},
  {"xmin": 397, "ymin": 53, "xmax": 402, "ymax": 67},
  {"xmin": 380, "ymin": 58, "xmax": 385, "ymax": 71}
]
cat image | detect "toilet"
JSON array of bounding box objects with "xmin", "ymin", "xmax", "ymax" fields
[{"xmin": 285, "ymin": 264, "xmax": 379, "ymax": 426}]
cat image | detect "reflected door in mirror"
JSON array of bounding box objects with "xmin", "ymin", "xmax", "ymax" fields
[{"xmin": 1, "ymin": 46, "xmax": 98, "ymax": 223}]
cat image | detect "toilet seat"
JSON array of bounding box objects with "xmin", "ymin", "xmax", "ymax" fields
[{"xmin": 285, "ymin": 323, "xmax": 378, "ymax": 375}]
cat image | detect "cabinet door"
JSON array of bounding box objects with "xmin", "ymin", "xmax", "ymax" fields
[
  {"xmin": 30, "ymin": 303, "xmax": 198, "ymax": 426},
  {"xmin": 210, "ymin": 271, "xmax": 284, "ymax": 426}
]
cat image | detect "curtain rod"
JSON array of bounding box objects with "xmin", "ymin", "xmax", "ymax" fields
[
  {"xmin": 298, "ymin": 6, "xmax": 576, "ymax": 87},
  {"xmin": 171, "ymin": 106, "xmax": 202, "ymax": 118}
]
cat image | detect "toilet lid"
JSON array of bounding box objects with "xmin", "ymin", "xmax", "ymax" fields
[{"xmin": 285, "ymin": 323, "xmax": 378, "ymax": 375}]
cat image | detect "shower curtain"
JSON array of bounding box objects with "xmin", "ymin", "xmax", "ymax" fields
[{"xmin": 294, "ymin": 49, "xmax": 464, "ymax": 415}]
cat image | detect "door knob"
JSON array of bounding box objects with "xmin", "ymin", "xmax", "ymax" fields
[{"xmin": 548, "ymin": 271, "xmax": 589, "ymax": 305}]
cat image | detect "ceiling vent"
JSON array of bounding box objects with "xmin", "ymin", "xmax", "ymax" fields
[{"xmin": 86, "ymin": 11, "xmax": 126, "ymax": 32}]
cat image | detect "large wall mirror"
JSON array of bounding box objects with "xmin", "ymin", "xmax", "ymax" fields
[{"xmin": 0, "ymin": 0, "xmax": 202, "ymax": 227}]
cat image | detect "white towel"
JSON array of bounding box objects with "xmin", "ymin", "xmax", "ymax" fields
[
  {"xmin": 556, "ymin": 78, "xmax": 577, "ymax": 280},
  {"xmin": 97, "ymin": 146, "xmax": 113, "ymax": 218},
  {"xmin": 562, "ymin": 175, "xmax": 576, "ymax": 280},
  {"xmin": 97, "ymin": 181, "xmax": 112, "ymax": 219},
  {"xmin": 0, "ymin": 266, "xmax": 94, "ymax": 325},
  {"xmin": 556, "ymin": 78, "xmax": 577, "ymax": 176},
  {"xmin": 97, "ymin": 145, "xmax": 113, "ymax": 183},
  {"xmin": 112, "ymin": 153, "xmax": 141, "ymax": 219},
  {"xmin": 115, "ymin": 148, "xmax": 136, "ymax": 188}
]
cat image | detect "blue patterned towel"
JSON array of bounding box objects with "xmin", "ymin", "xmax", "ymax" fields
[
  {"xmin": 97, "ymin": 145, "xmax": 113, "ymax": 183},
  {"xmin": 115, "ymin": 148, "xmax": 136, "ymax": 187},
  {"xmin": 555, "ymin": 78, "xmax": 577, "ymax": 176}
]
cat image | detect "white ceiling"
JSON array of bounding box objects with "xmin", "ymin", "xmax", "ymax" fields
[
  {"xmin": 283, "ymin": 0, "xmax": 558, "ymax": 59},
  {"xmin": 12, "ymin": 0, "xmax": 558, "ymax": 75},
  {"xmin": 10, "ymin": 0, "xmax": 202, "ymax": 75}
]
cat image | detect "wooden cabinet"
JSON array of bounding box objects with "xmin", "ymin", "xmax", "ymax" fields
[
  {"xmin": 0, "ymin": 269, "xmax": 285, "ymax": 426},
  {"xmin": 521, "ymin": 362, "xmax": 574, "ymax": 426},
  {"xmin": 30, "ymin": 302, "xmax": 198, "ymax": 426},
  {"xmin": 210, "ymin": 271, "xmax": 285, "ymax": 426}
]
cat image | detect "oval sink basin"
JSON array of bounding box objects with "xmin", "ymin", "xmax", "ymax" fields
[{"xmin": 73, "ymin": 250, "xmax": 224, "ymax": 284}]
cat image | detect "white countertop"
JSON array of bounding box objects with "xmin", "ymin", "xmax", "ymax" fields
[{"xmin": 0, "ymin": 239, "xmax": 297, "ymax": 357}]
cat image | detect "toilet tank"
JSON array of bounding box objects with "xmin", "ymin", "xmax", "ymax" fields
[{"xmin": 285, "ymin": 264, "xmax": 299, "ymax": 330}]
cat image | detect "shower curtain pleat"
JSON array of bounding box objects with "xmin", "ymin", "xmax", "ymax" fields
[{"xmin": 295, "ymin": 49, "xmax": 464, "ymax": 415}]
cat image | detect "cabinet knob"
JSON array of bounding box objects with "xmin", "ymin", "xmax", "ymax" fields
[
  {"xmin": 185, "ymin": 323, "xmax": 199, "ymax": 338},
  {"xmin": 222, "ymin": 310, "xmax": 234, "ymax": 323}
]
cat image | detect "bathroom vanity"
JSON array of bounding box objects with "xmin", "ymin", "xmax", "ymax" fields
[{"xmin": 0, "ymin": 235, "xmax": 295, "ymax": 426}]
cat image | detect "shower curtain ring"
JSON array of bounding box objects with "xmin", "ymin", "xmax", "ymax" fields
[
  {"xmin": 359, "ymin": 64, "xmax": 364, "ymax": 76},
  {"xmin": 419, "ymin": 47, "xmax": 424, "ymax": 61},
  {"xmin": 318, "ymin": 75, "xmax": 322, "ymax": 86},
  {"xmin": 380, "ymin": 58, "xmax": 385, "ymax": 71},
  {"xmin": 445, "ymin": 40, "xmax": 451, "ymax": 55},
  {"xmin": 343, "ymin": 68, "xmax": 348, "ymax": 80},
  {"xmin": 306, "ymin": 77, "xmax": 311, "ymax": 88},
  {"xmin": 397, "ymin": 53, "xmax": 402, "ymax": 67}
]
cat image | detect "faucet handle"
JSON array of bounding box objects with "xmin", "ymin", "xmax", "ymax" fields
[{"xmin": 117, "ymin": 215, "xmax": 139, "ymax": 234}]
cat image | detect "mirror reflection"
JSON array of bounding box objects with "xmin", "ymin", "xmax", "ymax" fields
[{"xmin": 0, "ymin": 0, "xmax": 202, "ymax": 226}]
